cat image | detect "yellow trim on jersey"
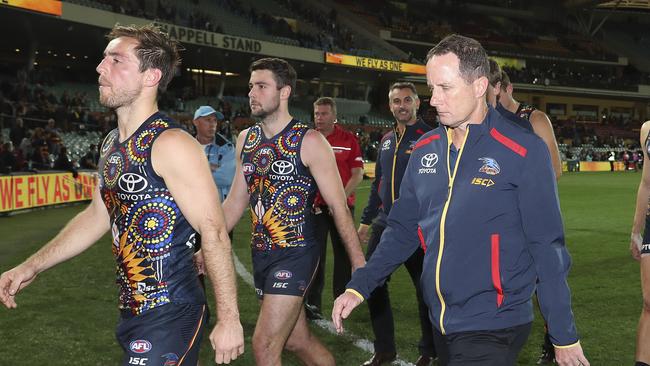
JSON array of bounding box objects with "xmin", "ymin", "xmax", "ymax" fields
[
  {"xmin": 346, "ymin": 288, "xmax": 365, "ymax": 301},
  {"xmin": 553, "ymin": 340, "xmax": 581, "ymax": 349},
  {"xmin": 391, "ymin": 127, "xmax": 405, "ymax": 203},
  {"xmin": 436, "ymin": 126, "xmax": 470, "ymax": 335}
]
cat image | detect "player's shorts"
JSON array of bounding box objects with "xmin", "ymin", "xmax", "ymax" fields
[
  {"xmin": 116, "ymin": 303, "xmax": 207, "ymax": 366},
  {"xmin": 252, "ymin": 245, "xmax": 320, "ymax": 299}
]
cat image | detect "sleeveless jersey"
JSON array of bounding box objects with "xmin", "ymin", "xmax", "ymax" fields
[
  {"xmin": 516, "ymin": 103, "xmax": 536, "ymax": 121},
  {"xmin": 241, "ymin": 119, "xmax": 317, "ymax": 252},
  {"xmin": 98, "ymin": 113, "xmax": 204, "ymax": 315}
]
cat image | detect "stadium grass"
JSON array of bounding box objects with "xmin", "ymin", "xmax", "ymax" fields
[{"xmin": 0, "ymin": 171, "xmax": 642, "ymax": 365}]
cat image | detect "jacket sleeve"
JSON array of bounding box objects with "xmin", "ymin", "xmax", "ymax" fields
[
  {"xmin": 347, "ymin": 155, "xmax": 421, "ymax": 298},
  {"xmin": 518, "ymin": 139, "xmax": 579, "ymax": 346},
  {"xmin": 360, "ymin": 147, "xmax": 383, "ymax": 225}
]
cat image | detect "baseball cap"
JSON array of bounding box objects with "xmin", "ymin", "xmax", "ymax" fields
[{"xmin": 193, "ymin": 105, "xmax": 224, "ymax": 121}]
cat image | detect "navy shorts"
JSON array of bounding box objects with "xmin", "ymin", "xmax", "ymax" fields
[
  {"xmin": 116, "ymin": 303, "xmax": 207, "ymax": 366},
  {"xmin": 252, "ymin": 245, "xmax": 320, "ymax": 299}
]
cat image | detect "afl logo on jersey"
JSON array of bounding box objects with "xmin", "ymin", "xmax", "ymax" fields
[
  {"xmin": 274, "ymin": 270, "xmax": 293, "ymax": 280},
  {"xmin": 271, "ymin": 160, "xmax": 294, "ymax": 175},
  {"xmin": 129, "ymin": 340, "xmax": 152, "ymax": 354},
  {"xmin": 243, "ymin": 163, "xmax": 255, "ymax": 175},
  {"xmin": 119, "ymin": 173, "xmax": 148, "ymax": 193}
]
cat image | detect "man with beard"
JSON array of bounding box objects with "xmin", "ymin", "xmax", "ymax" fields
[
  {"xmin": 221, "ymin": 57, "xmax": 366, "ymax": 366},
  {"xmin": 356, "ymin": 82, "xmax": 436, "ymax": 366},
  {"xmin": 0, "ymin": 24, "xmax": 244, "ymax": 365}
]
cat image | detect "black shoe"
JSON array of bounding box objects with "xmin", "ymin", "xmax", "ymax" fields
[
  {"xmin": 536, "ymin": 347, "xmax": 556, "ymax": 365},
  {"xmin": 361, "ymin": 352, "xmax": 397, "ymax": 366},
  {"xmin": 415, "ymin": 355, "xmax": 436, "ymax": 366},
  {"xmin": 304, "ymin": 303, "xmax": 323, "ymax": 320}
]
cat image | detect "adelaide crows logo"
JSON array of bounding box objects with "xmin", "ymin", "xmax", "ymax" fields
[{"xmin": 478, "ymin": 157, "xmax": 500, "ymax": 175}]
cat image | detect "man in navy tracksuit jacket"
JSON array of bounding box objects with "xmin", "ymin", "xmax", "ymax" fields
[
  {"xmin": 332, "ymin": 34, "xmax": 589, "ymax": 366},
  {"xmin": 357, "ymin": 82, "xmax": 435, "ymax": 366}
]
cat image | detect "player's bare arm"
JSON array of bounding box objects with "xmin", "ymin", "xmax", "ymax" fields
[
  {"xmin": 153, "ymin": 129, "xmax": 244, "ymax": 364},
  {"xmin": 530, "ymin": 110, "xmax": 562, "ymax": 180},
  {"xmin": 0, "ymin": 185, "xmax": 110, "ymax": 309},
  {"xmin": 221, "ymin": 128, "xmax": 251, "ymax": 232},
  {"xmin": 301, "ymin": 129, "xmax": 365, "ymax": 270},
  {"xmin": 631, "ymin": 121, "xmax": 650, "ymax": 260}
]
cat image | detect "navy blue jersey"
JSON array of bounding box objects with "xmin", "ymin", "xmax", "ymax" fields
[
  {"xmin": 241, "ymin": 119, "xmax": 317, "ymax": 251},
  {"xmin": 99, "ymin": 112, "xmax": 204, "ymax": 315},
  {"xmin": 496, "ymin": 103, "xmax": 533, "ymax": 132}
]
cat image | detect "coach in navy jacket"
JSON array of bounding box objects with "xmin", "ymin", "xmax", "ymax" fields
[{"xmin": 332, "ymin": 34, "xmax": 589, "ymax": 366}]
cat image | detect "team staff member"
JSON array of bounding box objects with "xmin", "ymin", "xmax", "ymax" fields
[
  {"xmin": 629, "ymin": 120, "xmax": 650, "ymax": 366},
  {"xmin": 333, "ymin": 34, "xmax": 589, "ymax": 366},
  {"xmin": 499, "ymin": 71, "xmax": 562, "ymax": 179},
  {"xmin": 221, "ymin": 58, "xmax": 366, "ymax": 366},
  {"xmin": 193, "ymin": 106, "xmax": 236, "ymax": 204},
  {"xmin": 0, "ymin": 24, "xmax": 244, "ymax": 365},
  {"xmin": 306, "ymin": 97, "xmax": 364, "ymax": 320},
  {"xmin": 357, "ymin": 82, "xmax": 436, "ymax": 366}
]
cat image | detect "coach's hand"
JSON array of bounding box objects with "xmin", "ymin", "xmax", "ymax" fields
[
  {"xmin": 332, "ymin": 290, "xmax": 364, "ymax": 334},
  {"xmin": 554, "ymin": 342, "xmax": 589, "ymax": 366},
  {"xmin": 0, "ymin": 264, "xmax": 37, "ymax": 309},
  {"xmin": 210, "ymin": 319, "xmax": 244, "ymax": 364}
]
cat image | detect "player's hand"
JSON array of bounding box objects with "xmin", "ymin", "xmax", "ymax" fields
[
  {"xmin": 357, "ymin": 224, "xmax": 370, "ymax": 245},
  {"xmin": 332, "ymin": 291, "xmax": 363, "ymax": 334},
  {"xmin": 210, "ymin": 319, "xmax": 244, "ymax": 364},
  {"xmin": 554, "ymin": 343, "xmax": 589, "ymax": 366},
  {"xmin": 631, "ymin": 233, "xmax": 643, "ymax": 261},
  {"xmin": 193, "ymin": 250, "xmax": 205, "ymax": 275},
  {"xmin": 0, "ymin": 264, "xmax": 38, "ymax": 309}
]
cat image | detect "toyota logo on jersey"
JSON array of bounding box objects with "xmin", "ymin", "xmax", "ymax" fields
[
  {"xmin": 118, "ymin": 173, "xmax": 148, "ymax": 193},
  {"xmin": 271, "ymin": 160, "xmax": 294, "ymax": 175}
]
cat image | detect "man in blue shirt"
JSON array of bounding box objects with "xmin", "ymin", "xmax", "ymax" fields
[{"xmin": 193, "ymin": 106, "xmax": 236, "ymax": 203}]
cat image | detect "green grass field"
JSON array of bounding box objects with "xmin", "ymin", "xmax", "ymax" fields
[{"xmin": 0, "ymin": 171, "xmax": 643, "ymax": 365}]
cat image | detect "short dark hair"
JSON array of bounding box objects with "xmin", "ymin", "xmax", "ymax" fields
[
  {"xmin": 500, "ymin": 70, "xmax": 512, "ymax": 91},
  {"xmin": 389, "ymin": 82, "xmax": 418, "ymax": 99},
  {"xmin": 488, "ymin": 59, "xmax": 502, "ymax": 87},
  {"xmin": 313, "ymin": 97, "xmax": 337, "ymax": 115},
  {"xmin": 425, "ymin": 34, "xmax": 489, "ymax": 84},
  {"xmin": 249, "ymin": 57, "xmax": 297, "ymax": 95},
  {"xmin": 107, "ymin": 24, "xmax": 181, "ymax": 92}
]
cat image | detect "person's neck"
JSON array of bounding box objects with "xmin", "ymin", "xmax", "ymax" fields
[
  {"xmin": 501, "ymin": 96, "xmax": 519, "ymax": 114},
  {"xmin": 116, "ymin": 98, "xmax": 158, "ymax": 142},
  {"xmin": 320, "ymin": 125, "xmax": 335, "ymax": 137},
  {"xmin": 196, "ymin": 134, "xmax": 215, "ymax": 145},
  {"xmin": 449, "ymin": 103, "xmax": 488, "ymax": 149},
  {"xmin": 395, "ymin": 117, "xmax": 417, "ymax": 136},
  {"xmin": 260, "ymin": 110, "xmax": 293, "ymax": 138}
]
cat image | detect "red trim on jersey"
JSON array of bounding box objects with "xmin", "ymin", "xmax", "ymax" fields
[
  {"xmin": 413, "ymin": 134, "xmax": 441, "ymax": 151},
  {"xmin": 490, "ymin": 128, "xmax": 527, "ymax": 157},
  {"xmin": 491, "ymin": 234, "xmax": 504, "ymax": 308},
  {"xmin": 417, "ymin": 226, "xmax": 427, "ymax": 252}
]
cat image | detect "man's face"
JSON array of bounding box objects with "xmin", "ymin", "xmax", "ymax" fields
[
  {"xmin": 314, "ymin": 104, "xmax": 336, "ymax": 133},
  {"xmin": 248, "ymin": 69, "xmax": 284, "ymax": 119},
  {"xmin": 96, "ymin": 37, "xmax": 145, "ymax": 109},
  {"xmin": 389, "ymin": 87, "xmax": 420, "ymax": 124},
  {"xmin": 427, "ymin": 53, "xmax": 485, "ymax": 128},
  {"xmin": 193, "ymin": 114, "xmax": 218, "ymax": 139}
]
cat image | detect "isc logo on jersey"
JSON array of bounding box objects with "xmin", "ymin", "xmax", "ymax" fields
[
  {"xmin": 130, "ymin": 340, "xmax": 152, "ymax": 354},
  {"xmin": 269, "ymin": 160, "xmax": 295, "ymax": 181},
  {"xmin": 418, "ymin": 153, "xmax": 438, "ymax": 174}
]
